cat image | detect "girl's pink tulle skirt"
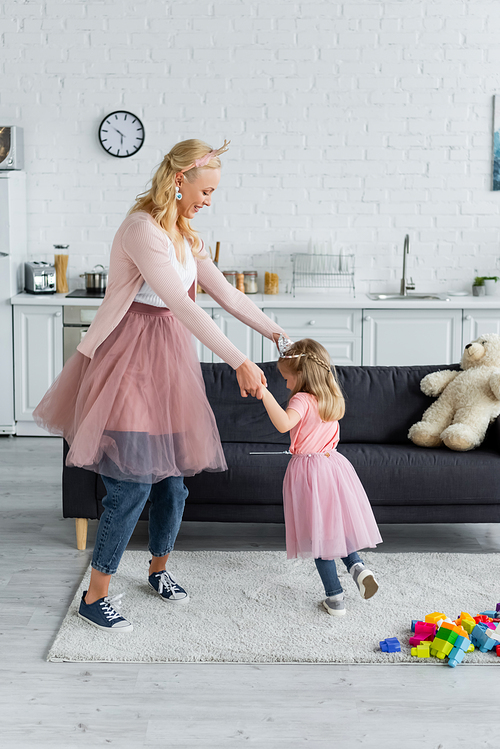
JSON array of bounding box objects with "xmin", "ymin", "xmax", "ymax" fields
[
  {"xmin": 33, "ymin": 302, "xmax": 227, "ymax": 483},
  {"xmin": 283, "ymin": 451, "xmax": 382, "ymax": 560}
]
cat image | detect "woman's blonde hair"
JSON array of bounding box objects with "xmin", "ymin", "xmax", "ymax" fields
[
  {"xmin": 278, "ymin": 338, "xmax": 345, "ymax": 422},
  {"xmin": 129, "ymin": 139, "xmax": 223, "ymax": 263}
]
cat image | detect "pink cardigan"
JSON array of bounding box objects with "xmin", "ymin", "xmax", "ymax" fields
[{"xmin": 77, "ymin": 212, "xmax": 285, "ymax": 369}]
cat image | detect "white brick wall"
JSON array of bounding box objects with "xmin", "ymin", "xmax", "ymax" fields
[{"xmin": 1, "ymin": 0, "xmax": 500, "ymax": 293}]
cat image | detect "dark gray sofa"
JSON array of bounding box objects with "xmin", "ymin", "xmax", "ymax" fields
[{"xmin": 63, "ymin": 361, "xmax": 500, "ymax": 549}]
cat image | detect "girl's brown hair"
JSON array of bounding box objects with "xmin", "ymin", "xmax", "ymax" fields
[
  {"xmin": 278, "ymin": 338, "xmax": 345, "ymax": 421},
  {"xmin": 129, "ymin": 139, "xmax": 222, "ymax": 263}
]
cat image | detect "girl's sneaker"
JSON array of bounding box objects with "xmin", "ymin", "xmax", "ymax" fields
[
  {"xmin": 322, "ymin": 593, "xmax": 346, "ymax": 617},
  {"xmin": 350, "ymin": 563, "xmax": 379, "ymax": 600},
  {"xmin": 148, "ymin": 568, "xmax": 189, "ymax": 603},
  {"xmin": 78, "ymin": 591, "xmax": 133, "ymax": 631}
]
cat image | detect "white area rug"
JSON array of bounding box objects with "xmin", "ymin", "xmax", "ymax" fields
[{"xmin": 48, "ymin": 550, "xmax": 500, "ymax": 664}]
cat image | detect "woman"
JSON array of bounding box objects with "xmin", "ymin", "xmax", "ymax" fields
[{"xmin": 34, "ymin": 139, "xmax": 286, "ymax": 632}]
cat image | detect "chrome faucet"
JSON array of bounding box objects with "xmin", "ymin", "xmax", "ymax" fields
[{"xmin": 400, "ymin": 234, "xmax": 415, "ymax": 296}]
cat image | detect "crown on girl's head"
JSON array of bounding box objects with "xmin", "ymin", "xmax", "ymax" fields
[
  {"xmin": 278, "ymin": 335, "xmax": 331, "ymax": 371},
  {"xmin": 180, "ymin": 140, "xmax": 231, "ymax": 173}
]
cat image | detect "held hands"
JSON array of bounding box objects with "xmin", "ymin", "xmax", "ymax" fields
[
  {"xmin": 235, "ymin": 333, "xmax": 288, "ymax": 399},
  {"xmin": 236, "ymin": 359, "xmax": 267, "ymax": 399}
]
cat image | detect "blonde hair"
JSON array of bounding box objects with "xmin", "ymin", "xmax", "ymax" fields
[
  {"xmin": 278, "ymin": 339, "xmax": 345, "ymax": 422},
  {"xmin": 129, "ymin": 139, "xmax": 223, "ymax": 264}
]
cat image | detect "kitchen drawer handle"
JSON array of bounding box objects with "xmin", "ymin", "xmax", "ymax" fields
[
  {"xmin": 213, "ymin": 314, "xmax": 220, "ymax": 320},
  {"xmin": 465, "ymin": 315, "xmax": 472, "ymax": 321},
  {"xmin": 55, "ymin": 312, "xmax": 62, "ymax": 317},
  {"xmin": 364, "ymin": 315, "xmax": 372, "ymax": 321},
  {"xmin": 308, "ymin": 320, "xmax": 316, "ymax": 326}
]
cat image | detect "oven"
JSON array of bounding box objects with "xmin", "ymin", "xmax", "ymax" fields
[{"xmin": 63, "ymin": 305, "xmax": 100, "ymax": 363}]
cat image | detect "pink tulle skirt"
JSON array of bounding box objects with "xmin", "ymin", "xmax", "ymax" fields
[
  {"xmin": 283, "ymin": 451, "xmax": 382, "ymax": 560},
  {"xmin": 33, "ymin": 302, "xmax": 227, "ymax": 483}
]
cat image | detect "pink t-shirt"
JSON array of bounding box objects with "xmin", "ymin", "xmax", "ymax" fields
[{"xmin": 288, "ymin": 392, "xmax": 340, "ymax": 455}]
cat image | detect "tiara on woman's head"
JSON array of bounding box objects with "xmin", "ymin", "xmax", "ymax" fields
[{"xmin": 180, "ymin": 139, "xmax": 231, "ymax": 173}]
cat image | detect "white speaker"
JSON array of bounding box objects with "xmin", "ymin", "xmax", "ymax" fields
[{"xmin": 0, "ymin": 126, "xmax": 24, "ymax": 170}]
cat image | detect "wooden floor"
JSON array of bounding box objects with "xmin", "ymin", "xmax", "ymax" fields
[{"xmin": 1, "ymin": 436, "xmax": 499, "ymax": 748}]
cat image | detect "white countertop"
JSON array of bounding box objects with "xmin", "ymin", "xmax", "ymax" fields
[{"xmin": 10, "ymin": 290, "xmax": 500, "ymax": 309}]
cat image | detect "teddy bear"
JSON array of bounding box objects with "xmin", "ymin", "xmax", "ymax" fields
[{"xmin": 408, "ymin": 333, "xmax": 500, "ymax": 451}]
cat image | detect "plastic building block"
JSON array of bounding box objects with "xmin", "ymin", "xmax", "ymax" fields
[
  {"xmin": 474, "ymin": 615, "xmax": 492, "ymax": 624},
  {"xmin": 411, "ymin": 643, "xmax": 431, "ymax": 658},
  {"xmin": 430, "ymin": 639, "xmax": 454, "ymax": 659},
  {"xmin": 457, "ymin": 611, "xmax": 475, "ymax": 625},
  {"xmin": 448, "ymin": 636, "xmax": 469, "ymax": 668},
  {"xmin": 448, "ymin": 647, "xmax": 467, "ymax": 668},
  {"xmin": 479, "ymin": 611, "xmax": 498, "ymax": 618},
  {"xmin": 461, "ymin": 618, "xmax": 476, "ymax": 635},
  {"xmin": 435, "ymin": 624, "xmax": 459, "ymax": 644},
  {"xmin": 448, "ymin": 636, "xmax": 470, "ymax": 668},
  {"xmin": 496, "ymin": 603, "xmax": 500, "ymax": 613},
  {"xmin": 425, "ymin": 612, "xmax": 447, "ymax": 625},
  {"xmin": 409, "ymin": 621, "xmax": 436, "ymax": 646},
  {"xmin": 380, "ymin": 638, "xmax": 401, "ymax": 653},
  {"xmin": 496, "ymin": 644, "xmax": 500, "ymax": 657},
  {"xmin": 470, "ymin": 624, "xmax": 497, "ymax": 653},
  {"xmin": 466, "ymin": 642, "xmax": 475, "ymax": 653},
  {"xmin": 411, "ymin": 620, "xmax": 419, "ymax": 632}
]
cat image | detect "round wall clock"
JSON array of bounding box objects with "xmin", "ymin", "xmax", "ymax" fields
[{"xmin": 98, "ymin": 111, "xmax": 145, "ymax": 158}]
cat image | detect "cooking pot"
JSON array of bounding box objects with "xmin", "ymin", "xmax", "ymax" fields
[{"xmin": 80, "ymin": 264, "xmax": 108, "ymax": 292}]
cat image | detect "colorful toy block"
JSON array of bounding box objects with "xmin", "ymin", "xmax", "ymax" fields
[
  {"xmin": 411, "ymin": 620, "xmax": 419, "ymax": 632},
  {"xmin": 496, "ymin": 603, "xmax": 500, "ymax": 613},
  {"xmin": 409, "ymin": 621, "xmax": 436, "ymax": 646},
  {"xmin": 470, "ymin": 624, "xmax": 497, "ymax": 653},
  {"xmin": 380, "ymin": 638, "xmax": 401, "ymax": 653},
  {"xmin": 447, "ymin": 634, "xmax": 470, "ymax": 668},
  {"xmin": 496, "ymin": 645, "xmax": 500, "ymax": 657},
  {"xmin": 479, "ymin": 611, "xmax": 498, "ymax": 618},
  {"xmin": 425, "ymin": 612, "xmax": 447, "ymax": 625},
  {"xmin": 411, "ymin": 642, "xmax": 431, "ymax": 658},
  {"xmin": 460, "ymin": 618, "xmax": 476, "ymax": 635},
  {"xmin": 474, "ymin": 615, "xmax": 492, "ymax": 624},
  {"xmin": 457, "ymin": 611, "xmax": 475, "ymax": 625}
]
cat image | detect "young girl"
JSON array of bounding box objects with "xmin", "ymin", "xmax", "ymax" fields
[{"xmin": 260, "ymin": 338, "xmax": 383, "ymax": 616}]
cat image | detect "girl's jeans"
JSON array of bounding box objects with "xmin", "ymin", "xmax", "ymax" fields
[
  {"xmin": 92, "ymin": 474, "xmax": 188, "ymax": 575},
  {"xmin": 314, "ymin": 552, "xmax": 363, "ymax": 597}
]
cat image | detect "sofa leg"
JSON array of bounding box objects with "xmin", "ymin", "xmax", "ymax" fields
[{"xmin": 75, "ymin": 518, "xmax": 88, "ymax": 551}]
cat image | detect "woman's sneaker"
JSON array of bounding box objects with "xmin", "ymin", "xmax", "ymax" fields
[
  {"xmin": 322, "ymin": 594, "xmax": 346, "ymax": 617},
  {"xmin": 78, "ymin": 591, "xmax": 133, "ymax": 631},
  {"xmin": 148, "ymin": 568, "xmax": 189, "ymax": 604},
  {"xmin": 350, "ymin": 563, "xmax": 379, "ymax": 600}
]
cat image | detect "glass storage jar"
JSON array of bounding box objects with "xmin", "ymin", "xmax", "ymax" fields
[
  {"xmin": 243, "ymin": 270, "xmax": 258, "ymax": 294},
  {"xmin": 222, "ymin": 270, "xmax": 238, "ymax": 287}
]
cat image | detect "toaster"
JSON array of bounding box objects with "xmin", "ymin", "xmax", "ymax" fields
[{"xmin": 25, "ymin": 261, "xmax": 56, "ymax": 294}]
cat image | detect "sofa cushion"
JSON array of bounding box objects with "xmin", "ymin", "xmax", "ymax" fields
[
  {"xmin": 336, "ymin": 364, "xmax": 461, "ymax": 444},
  {"xmin": 184, "ymin": 442, "xmax": 290, "ymax": 504},
  {"xmin": 201, "ymin": 361, "xmax": 462, "ymax": 445},
  {"xmin": 339, "ymin": 443, "xmax": 500, "ymax": 505},
  {"xmin": 201, "ymin": 362, "xmax": 290, "ymax": 445}
]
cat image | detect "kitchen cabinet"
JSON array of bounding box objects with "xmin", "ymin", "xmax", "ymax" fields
[
  {"xmin": 262, "ymin": 308, "xmax": 362, "ymax": 365},
  {"xmin": 14, "ymin": 305, "xmax": 63, "ymax": 435},
  {"xmin": 462, "ymin": 309, "xmax": 500, "ymax": 342},
  {"xmin": 194, "ymin": 308, "xmax": 262, "ymax": 363},
  {"xmin": 362, "ymin": 309, "xmax": 462, "ymax": 366},
  {"xmin": 212, "ymin": 310, "xmax": 262, "ymax": 363}
]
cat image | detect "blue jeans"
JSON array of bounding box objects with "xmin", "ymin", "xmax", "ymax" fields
[
  {"xmin": 92, "ymin": 474, "xmax": 188, "ymax": 575},
  {"xmin": 314, "ymin": 552, "xmax": 363, "ymax": 597}
]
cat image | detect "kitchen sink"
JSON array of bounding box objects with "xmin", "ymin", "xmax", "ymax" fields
[{"xmin": 367, "ymin": 293, "xmax": 450, "ymax": 301}]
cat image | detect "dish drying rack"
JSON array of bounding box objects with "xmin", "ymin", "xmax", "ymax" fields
[{"xmin": 291, "ymin": 253, "xmax": 355, "ymax": 297}]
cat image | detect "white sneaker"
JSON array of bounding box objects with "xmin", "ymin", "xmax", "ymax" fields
[
  {"xmin": 351, "ymin": 563, "xmax": 379, "ymax": 600},
  {"xmin": 322, "ymin": 595, "xmax": 346, "ymax": 617}
]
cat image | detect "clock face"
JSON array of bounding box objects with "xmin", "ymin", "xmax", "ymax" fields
[{"xmin": 98, "ymin": 111, "xmax": 145, "ymax": 158}]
